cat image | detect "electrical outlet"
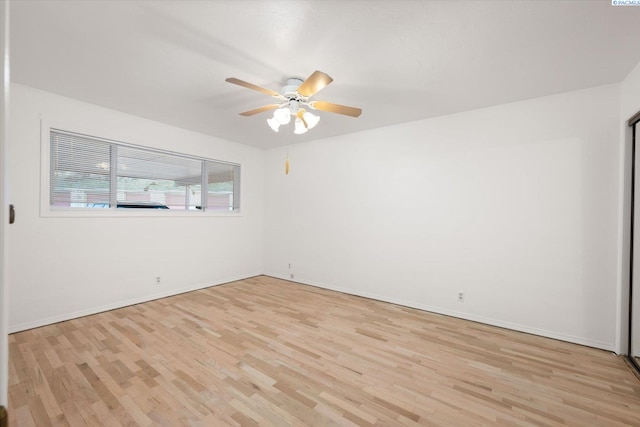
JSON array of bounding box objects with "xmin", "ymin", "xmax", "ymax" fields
[
  {"xmin": 156, "ymin": 276, "xmax": 161, "ymax": 285},
  {"xmin": 290, "ymin": 273, "xmax": 294, "ymax": 279},
  {"xmin": 457, "ymin": 291, "xmax": 465, "ymax": 302}
]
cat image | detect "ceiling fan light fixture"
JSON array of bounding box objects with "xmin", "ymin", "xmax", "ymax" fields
[
  {"xmin": 303, "ymin": 111, "xmax": 320, "ymax": 129},
  {"xmin": 273, "ymin": 107, "xmax": 291, "ymax": 125},
  {"xmin": 294, "ymin": 117, "xmax": 308, "ymax": 134},
  {"xmin": 267, "ymin": 116, "xmax": 280, "ymax": 132},
  {"xmin": 289, "ymin": 100, "xmax": 300, "ymax": 115}
]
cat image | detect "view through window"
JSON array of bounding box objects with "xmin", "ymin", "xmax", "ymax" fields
[{"xmin": 49, "ymin": 129, "xmax": 240, "ymax": 212}]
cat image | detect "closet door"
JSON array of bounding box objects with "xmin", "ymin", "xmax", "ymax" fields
[{"xmin": 632, "ymin": 119, "xmax": 640, "ymax": 369}]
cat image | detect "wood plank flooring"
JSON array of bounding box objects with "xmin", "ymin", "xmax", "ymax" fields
[{"xmin": 8, "ymin": 275, "xmax": 640, "ymax": 426}]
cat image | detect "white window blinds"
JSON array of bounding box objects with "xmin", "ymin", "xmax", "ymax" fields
[{"xmin": 50, "ymin": 131, "xmax": 112, "ymax": 207}]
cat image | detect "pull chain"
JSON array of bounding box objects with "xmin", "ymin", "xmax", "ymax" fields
[{"xmin": 285, "ymin": 146, "xmax": 290, "ymax": 175}]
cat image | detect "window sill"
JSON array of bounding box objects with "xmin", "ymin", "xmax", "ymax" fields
[{"xmin": 41, "ymin": 209, "xmax": 242, "ymax": 218}]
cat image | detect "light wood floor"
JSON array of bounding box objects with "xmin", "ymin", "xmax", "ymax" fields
[{"xmin": 8, "ymin": 275, "xmax": 640, "ymax": 426}]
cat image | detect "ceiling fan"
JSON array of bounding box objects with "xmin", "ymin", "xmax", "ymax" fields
[{"xmin": 225, "ymin": 70, "xmax": 362, "ymax": 134}]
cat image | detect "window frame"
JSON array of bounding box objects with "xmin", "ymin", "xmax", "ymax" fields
[{"xmin": 40, "ymin": 120, "xmax": 242, "ymax": 218}]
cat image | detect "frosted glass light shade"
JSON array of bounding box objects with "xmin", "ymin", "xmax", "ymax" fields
[
  {"xmin": 274, "ymin": 107, "xmax": 291, "ymax": 125},
  {"xmin": 267, "ymin": 117, "xmax": 280, "ymax": 132},
  {"xmin": 294, "ymin": 117, "xmax": 308, "ymax": 134},
  {"xmin": 303, "ymin": 111, "xmax": 320, "ymax": 129}
]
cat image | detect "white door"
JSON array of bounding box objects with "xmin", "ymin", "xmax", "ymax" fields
[{"xmin": 0, "ymin": 0, "xmax": 10, "ymax": 411}]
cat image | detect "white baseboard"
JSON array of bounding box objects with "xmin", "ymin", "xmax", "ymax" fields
[
  {"xmin": 264, "ymin": 272, "xmax": 615, "ymax": 352},
  {"xmin": 9, "ymin": 272, "xmax": 262, "ymax": 333},
  {"xmin": 13, "ymin": 271, "xmax": 615, "ymax": 353}
]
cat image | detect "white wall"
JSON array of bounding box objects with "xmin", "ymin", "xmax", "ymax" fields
[
  {"xmin": 7, "ymin": 83, "xmax": 264, "ymax": 332},
  {"xmin": 622, "ymin": 61, "xmax": 640, "ymax": 121},
  {"xmin": 264, "ymin": 84, "xmax": 622, "ymax": 350},
  {"xmin": 7, "ymin": 79, "xmax": 629, "ymax": 352}
]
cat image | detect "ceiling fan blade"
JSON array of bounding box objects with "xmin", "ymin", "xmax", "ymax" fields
[
  {"xmin": 239, "ymin": 104, "xmax": 281, "ymax": 116},
  {"xmin": 225, "ymin": 77, "xmax": 282, "ymax": 98},
  {"xmin": 311, "ymin": 101, "xmax": 362, "ymax": 117},
  {"xmin": 296, "ymin": 71, "xmax": 334, "ymax": 97}
]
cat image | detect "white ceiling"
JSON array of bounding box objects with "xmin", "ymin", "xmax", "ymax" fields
[{"xmin": 9, "ymin": 0, "xmax": 640, "ymax": 149}]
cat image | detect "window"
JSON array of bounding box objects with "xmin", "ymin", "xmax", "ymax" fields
[{"xmin": 48, "ymin": 129, "xmax": 240, "ymax": 212}]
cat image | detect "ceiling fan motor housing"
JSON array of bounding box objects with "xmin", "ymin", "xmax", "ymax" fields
[{"xmin": 282, "ymin": 78, "xmax": 305, "ymax": 101}]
